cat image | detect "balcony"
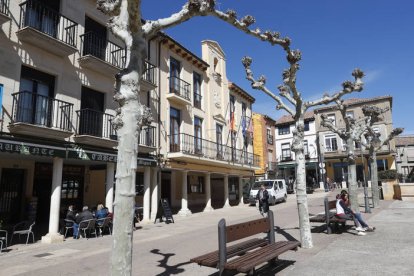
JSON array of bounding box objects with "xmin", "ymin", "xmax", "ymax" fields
[
  {"xmin": 138, "ymin": 125, "xmax": 156, "ymax": 153},
  {"xmin": 140, "ymin": 60, "xmax": 157, "ymax": 91},
  {"xmin": 9, "ymin": 91, "xmax": 74, "ymax": 140},
  {"xmin": 280, "ymin": 155, "xmax": 293, "ymax": 162},
  {"xmin": 74, "ymin": 109, "xmax": 117, "ymax": 148},
  {"xmin": 0, "ymin": 0, "xmax": 10, "ymax": 24},
  {"xmin": 79, "ymin": 32, "xmax": 125, "ymax": 75},
  {"xmin": 167, "ymin": 133, "xmax": 260, "ymax": 169},
  {"xmin": 17, "ymin": 0, "xmax": 78, "ymax": 57},
  {"xmin": 166, "ymin": 76, "xmax": 191, "ymax": 106}
]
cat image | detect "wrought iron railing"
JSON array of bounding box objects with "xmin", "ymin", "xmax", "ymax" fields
[
  {"xmin": 168, "ymin": 133, "xmax": 259, "ymax": 166},
  {"xmin": 280, "ymin": 154, "xmax": 293, "ymax": 161},
  {"xmin": 19, "ymin": 0, "xmax": 78, "ymax": 47},
  {"xmin": 1, "ymin": 0, "xmax": 10, "ymax": 16},
  {"xmin": 76, "ymin": 108, "xmax": 116, "ymax": 140},
  {"xmin": 80, "ymin": 32, "xmax": 126, "ymax": 68},
  {"xmin": 142, "ymin": 60, "xmax": 156, "ymax": 86},
  {"xmin": 139, "ymin": 125, "xmax": 156, "ymax": 147},
  {"xmin": 168, "ymin": 76, "xmax": 190, "ymax": 101},
  {"xmin": 11, "ymin": 91, "xmax": 73, "ymax": 131}
]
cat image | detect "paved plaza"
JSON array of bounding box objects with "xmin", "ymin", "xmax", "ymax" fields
[{"xmin": 0, "ymin": 190, "xmax": 413, "ymax": 276}]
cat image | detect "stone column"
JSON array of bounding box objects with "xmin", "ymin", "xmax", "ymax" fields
[
  {"xmin": 238, "ymin": 177, "xmax": 244, "ymax": 206},
  {"xmin": 203, "ymin": 172, "xmax": 213, "ymax": 212},
  {"xmin": 178, "ymin": 170, "xmax": 191, "ymax": 216},
  {"xmin": 105, "ymin": 162, "xmax": 115, "ymax": 213},
  {"xmin": 42, "ymin": 157, "xmax": 64, "ymax": 243},
  {"xmin": 142, "ymin": 166, "xmax": 151, "ymax": 222},
  {"xmin": 223, "ymin": 174, "xmax": 230, "ymax": 208},
  {"xmin": 150, "ymin": 168, "xmax": 159, "ymax": 221}
]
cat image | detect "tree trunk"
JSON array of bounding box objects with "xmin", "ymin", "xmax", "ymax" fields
[
  {"xmin": 370, "ymin": 150, "xmax": 380, "ymax": 207},
  {"xmin": 110, "ymin": 35, "xmax": 147, "ymax": 275},
  {"xmin": 347, "ymin": 138, "xmax": 359, "ymax": 211},
  {"xmin": 293, "ymin": 119, "xmax": 313, "ymax": 248}
]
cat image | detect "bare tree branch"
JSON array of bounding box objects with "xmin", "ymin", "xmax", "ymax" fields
[
  {"xmin": 241, "ymin": 56, "xmax": 295, "ymax": 115},
  {"xmin": 305, "ymin": 69, "xmax": 365, "ymax": 109},
  {"xmin": 320, "ymin": 113, "xmax": 346, "ymax": 138}
]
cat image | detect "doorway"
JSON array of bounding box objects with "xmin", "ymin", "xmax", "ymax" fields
[{"xmin": 0, "ymin": 169, "xmax": 25, "ymax": 224}]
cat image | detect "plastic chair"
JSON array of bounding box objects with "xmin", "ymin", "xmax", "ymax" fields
[
  {"xmin": 78, "ymin": 219, "xmax": 97, "ymax": 239},
  {"xmin": 63, "ymin": 219, "xmax": 75, "ymax": 238},
  {"xmin": 11, "ymin": 221, "xmax": 35, "ymax": 245},
  {"xmin": 96, "ymin": 217, "xmax": 112, "ymax": 236}
]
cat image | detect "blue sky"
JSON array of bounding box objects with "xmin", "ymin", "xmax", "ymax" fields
[{"xmin": 142, "ymin": 0, "xmax": 414, "ymax": 134}]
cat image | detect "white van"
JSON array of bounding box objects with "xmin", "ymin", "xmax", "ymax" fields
[{"xmin": 248, "ymin": 179, "xmax": 287, "ymax": 205}]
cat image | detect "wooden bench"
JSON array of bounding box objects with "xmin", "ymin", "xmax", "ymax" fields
[
  {"xmin": 190, "ymin": 210, "xmax": 301, "ymax": 275},
  {"xmin": 309, "ymin": 197, "xmax": 347, "ymax": 234}
]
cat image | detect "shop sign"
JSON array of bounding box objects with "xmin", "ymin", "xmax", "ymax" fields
[{"xmin": 0, "ymin": 140, "xmax": 65, "ymax": 157}]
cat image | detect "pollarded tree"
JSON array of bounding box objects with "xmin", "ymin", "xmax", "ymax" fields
[
  {"xmin": 96, "ymin": 0, "xmax": 327, "ymax": 274},
  {"xmin": 242, "ymin": 56, "xmax": 364, "ymax": 247},
  {"xmin": 361, "ymin": 107, "xmax": 403, "ymax": 207},
  {"xmin": 321, "ymin": 102, "xmax": 378, "ymax": 211}
]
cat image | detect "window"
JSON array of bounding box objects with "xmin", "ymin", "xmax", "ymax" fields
[
  {"xmin": 231, "ymin": 130, "xmax": 237, "ymax": 161},
  {"xmin": 170, "ymin": 107, "xmax": 181, "ymax": 152},
  {"xmin": 135, "ymin": 172, "xmax": 144, "ymax": 195},
  {"xmin": 194, "ymin": 116, "xmax": 203, "ymax": 154},
  {"xmin": 377, "ymin": 159, "xmax": 388, "ymax": 171},
  {"xmin": 267, "ymin": 128, "xmax": 273, "ymax": 144},
  {"xmin": 304, "ymin": 140, "xmax": 309, "ymax": 156},
  {"xmin": 327, "ymin": 114, "xmax": 336, "ymax": 126},
  {"xmin": 188, "ymin": 175, "xmax": 204, "ymax": 194},
  {"xmin": 193, "ymin": 72, "xmax": 202, "ymax": 109},
  {"xmin": 278, "ymin": 125, "xmax": 290, "ymax": 135},
  {"xmin": 0, "ymin": 84, "xmax": 3, "ymax": 116},
  {"xmin": 346, "ymin": 111, "xmax": 354, "ymax": 119},
  {"xmin": 304, "ymin": 121, "xmax": 310, "ymax": 131},
  {"xmin": 170, "ymin": 57, "xmax": 181, "ymax": 94},
  {"xmin": 216, "ymin": 124, "xmax": 223, "ymax": 159},
  {"xmin": 325, "ymin": 135, "xmax": 338, "ymax": 152},
  {"xmin": 281, "ymin": 143, "xmax": 291, "ymax": 160}
]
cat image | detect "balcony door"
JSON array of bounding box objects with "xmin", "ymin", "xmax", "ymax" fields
[
  {"xmin": 216, "ymin": 124, "xmax": 223, "ymax": 159},
  {"xmin": 170, "ymin": 57, "xmax": 181, "ymax": 94},
  {"xmin": 18, "ymin": 66, "xmax": 55, "ymax": 126},
  {"xmin": 194, "ymin": 117, "xmax": 202, "ymax": 154},
  {"xmin": 170, "ymin": 107, "xmax": 180, "ymax": 152},
  {"xmin": 84, "ymin": 16, "xmax": 107, "ymax": 60},
  {"xmin": 79, "ymin": 87, "xmax": 104, "ymax": 137},
  {"xmin": 24, "ymin": 0, "xmax": 60, "ymax": 38}
]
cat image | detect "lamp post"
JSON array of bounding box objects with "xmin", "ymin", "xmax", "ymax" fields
[{"xmin": 360, "ymin": 141, "xmax": 371, "ymax": 213}]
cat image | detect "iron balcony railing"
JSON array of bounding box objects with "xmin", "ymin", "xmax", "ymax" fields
[
  {"xmin": 169, "ymin": 76, "xmax": 190, "ymax": 101},
  {"xmin": 1, "ymin": 0, "xmax": 9, "ymax": 16},
  {"xmin": 280, "ymin": 154, "xmax": 293, "ymax": 161},
  {"xmin": 11, "ymin": 91, "xmax": 73, "ymax": 131},
  {"xmin": 76, "ymin": 108, "xmax": 116, "ymax": 140},
  {"xmin": 19, "ymin": 0, "xmax": 78, "ymax": 47},
  {"xmin": 139, "ymin": 125, "xmax": 156, "ymax": 147},
  {"xmin": 80, "ymin": 32, "xmax": 126, "ymax": 68},
  {"xmin": 168, "ymin": 133, "xmax": 259, "ymax": 166},
  {"xmin": 194, "ymin": 92, "xmax": 202, "ymax": 109},
  {"xmin": 142, "ymin": 60, "xmax": 156, "ymax": 86}
]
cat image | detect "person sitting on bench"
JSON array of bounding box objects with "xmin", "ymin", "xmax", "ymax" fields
[{"xmin": 336, "ymin": 190, "xmax": 375, "ymax": 235}]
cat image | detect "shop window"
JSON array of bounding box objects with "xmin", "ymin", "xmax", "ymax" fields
[
  {"xmin": 135, "ymin": 172, "xmax": 144, "ymax": 195},
  {"xmin": 187, "ymin": 175, "xmax": 204, "ymax": 194}
]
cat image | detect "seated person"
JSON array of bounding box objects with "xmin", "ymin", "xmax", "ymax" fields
[
  {"xmin": 95, "ymin": 204, "xmax": 109, "ymax": 225},
  {"xmin": 73, "ymin": 206, "xmax": 94, "ymax": 239},
  {"xmin": 336, "ymin": 190, "xmax": 375, "ymax": 236},
  {"xmin": 65, "ymin": 205, "xmax": 76, "ymax": 226}
]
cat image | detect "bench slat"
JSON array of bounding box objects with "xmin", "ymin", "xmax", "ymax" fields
[
  {"xmin": 226, "ymin": 218, "xmax": 270, "ymax": 243},
  {"xmin": 224, "ymin": 241, "xmax": 300, "ymax": 272},
  {"xmin": 190, "ymin": 238, "xmax": 268, "ymax": 267}
]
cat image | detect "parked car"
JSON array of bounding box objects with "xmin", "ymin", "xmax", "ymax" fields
[{"xmin": 248, "ymin": 179, "xmax": 287, "ymax": 206}]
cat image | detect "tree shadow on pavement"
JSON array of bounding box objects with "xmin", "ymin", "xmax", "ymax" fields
[
  {"xmin": 150, "ymin": 249, "xmax": 192, "ymax": 276},
  {"xmin": 274, "ymin": 226, "xmax": 299, "ymax": 242}
]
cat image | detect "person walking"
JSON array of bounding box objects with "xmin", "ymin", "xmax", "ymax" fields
[{"xmin": 256, "ymin": 184, "xmax": 269, "ymax": 218}]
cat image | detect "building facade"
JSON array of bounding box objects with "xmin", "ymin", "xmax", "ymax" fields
[
  {"xmin": 395, "ymin": 136, "xmax": 414, "ymax": 182},
  {"xmin": 314, "ymin": 96, "xmax": 396, "ymax": 187},
  {"xmin": 0, "ymin": 1, "xmax": 259, "ymax": 243},
  {"xmin": 252, "ymin": 113, "xmax": 277, "ymax": 179},
  {"xmin": 274, "ymin": 111, "xmax": 319, "ymax": 192}
]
